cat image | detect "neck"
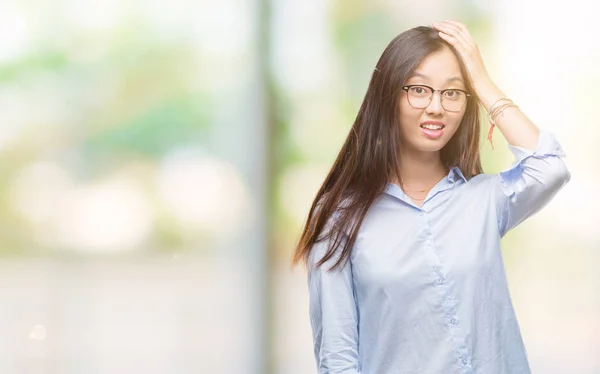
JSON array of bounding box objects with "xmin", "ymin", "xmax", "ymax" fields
[{"xmin": 393, "ymin": 148, "xmax": 447, "ymax": 189}]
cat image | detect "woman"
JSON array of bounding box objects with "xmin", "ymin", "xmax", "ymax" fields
[{"xmin": 291, "ymin": 21, "xmax": 570, "ymax": 374}]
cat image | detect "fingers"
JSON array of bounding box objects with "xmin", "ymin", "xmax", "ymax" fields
[
  {"xmin": 436, "ymin": 31, "xmax": 463, "ymax": 50},
  {"xmin": 433, "ymin": 21, "xmax": 475, "ymax": 50},
  {"xmin": 434, "ymin": 22, "xmax": 470, "ymax": 47},
  {"xmin": 443, "ymin": 20, "xmax": 471, "ymax": 36},
  {"xmin": 438, "ymin": 20, "xmax": 472, "ymax": 40}
]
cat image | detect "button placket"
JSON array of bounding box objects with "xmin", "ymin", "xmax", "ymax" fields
[
  {"xmin": 432, "ymin": 267, "xmax": 445, "ymax": 286},
  {"xmin": 417, "ymin": 209, "xmax": 472, "ymax": 373}
]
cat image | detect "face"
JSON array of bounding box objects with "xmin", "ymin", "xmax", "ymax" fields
[{"xmin": 398, "ymin": 46, "xmax": 468, "ymax": 155}]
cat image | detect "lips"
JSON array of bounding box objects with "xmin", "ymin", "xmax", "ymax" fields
[{"xmin": 420, "ymin": 121, "xmax": 445, "ymax": 139}]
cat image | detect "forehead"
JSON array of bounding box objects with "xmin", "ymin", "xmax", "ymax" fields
[{"xmin": 408, "ymin": 47, "xmax": 464, "ymax": 84}]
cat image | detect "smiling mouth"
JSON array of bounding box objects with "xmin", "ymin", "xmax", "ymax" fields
[{"xmin": 420, "ymin": 124, "xmax": 445, "ymax": 130}]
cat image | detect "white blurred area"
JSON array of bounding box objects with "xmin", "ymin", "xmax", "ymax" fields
[
  {"xmin": 490, "ymin": 2, "xmax": 600, "ymax": 373},
  {"xmin": 157, "ymin": 150, "xmax": 250, "ymax": 236},
  {"xmin": 0, "ymin": 1, "xmax": 597, "ymax": 374},
  {"xmin": 10, "ymin": 162, "xmax": 155, "ymax": 251},
  {"xmin": 0, "ymin": 0, "xmax": 261, "ymax": 373}
]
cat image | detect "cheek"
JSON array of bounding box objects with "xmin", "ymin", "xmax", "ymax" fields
[
  {"xmin": 448, "ymin": 112, "xmax": 465, "ymax": 130},
  {"xmin": 398, "ymin": 103, "xmax": 419, "ymax": 130}
]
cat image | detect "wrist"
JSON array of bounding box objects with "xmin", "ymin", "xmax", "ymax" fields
[{"xmin": 472, "ymin": 79, "xmax": 504, "ymax": 111}]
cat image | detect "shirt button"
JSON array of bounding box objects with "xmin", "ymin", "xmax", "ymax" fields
[
  {"xmin": 426, "ymin": 240, "xmax": 432, "ymax": 246},
  {"xmin": 461, "ymin": 358, "xmax": 468, "ymax": 365},
  {"xmin": 450, "ymin": 318, "xmax": 457, "ymax": 325},
  {"xmin": 436, "ymin": 278, "xmax": 444, "ymax": 285}
]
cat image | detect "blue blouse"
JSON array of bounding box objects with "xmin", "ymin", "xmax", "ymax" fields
[{"xmin": 307, "ymin": 130, "xmax": 570, "ymax": 374}]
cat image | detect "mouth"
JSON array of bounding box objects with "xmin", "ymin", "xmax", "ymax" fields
[{"xmin": 420, "ymin": 122, "xmax": 445, "ymax": 139}]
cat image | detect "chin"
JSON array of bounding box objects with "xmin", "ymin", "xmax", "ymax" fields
[{"xmin": 414, "ymin": 138, "xmax": 451, "ymax": 153}]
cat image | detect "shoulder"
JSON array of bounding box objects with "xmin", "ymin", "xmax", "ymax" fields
[
  {"xmin": 465, "ymin": 171, "xmax": 502, "ymax": 188},
  {"xmin": 457, "ymin": 172, "xmax": 503, "ymax": 206}
]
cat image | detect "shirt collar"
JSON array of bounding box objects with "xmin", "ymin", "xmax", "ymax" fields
[
  {"xmin": 383, "ymin": 166, "xmax": 466, "ymax": 202},
  {"xmin": 447, "ymin": 166, "xmax": 467, "ymax": 184}
]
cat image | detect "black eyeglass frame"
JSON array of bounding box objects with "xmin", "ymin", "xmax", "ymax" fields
[{"xmin": 401, "ymin": 84, "xmax": 472, "ymax": 112}]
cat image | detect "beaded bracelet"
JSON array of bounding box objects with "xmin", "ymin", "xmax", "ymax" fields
[
  {"xmin": 490, "ymin": 102, "xmax": 519, "ymax": 125},
  {"xmin": 487, "ymin": 97, "xmax": 512, "ymax": 114}
]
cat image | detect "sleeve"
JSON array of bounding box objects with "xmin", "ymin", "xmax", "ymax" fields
[
  {"xmin": 308, "ymin": 235, "xmax": 361, "ymax": 374},
  {"xmin": 495, "ymin": 130, "xmax": 571, "ymax": 238}
]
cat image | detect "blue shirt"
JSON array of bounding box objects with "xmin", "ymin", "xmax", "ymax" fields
[{"xmin": 307, "ymin": 130, "xmax": 570, "ymax": 374}]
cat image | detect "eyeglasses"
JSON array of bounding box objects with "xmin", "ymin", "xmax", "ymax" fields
[{"xmin": 402, "ymin": 84, "xmax": 471, "ymax": 112}]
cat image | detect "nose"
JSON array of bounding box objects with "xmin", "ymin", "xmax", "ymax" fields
[{"xmin": 425, "ymin": 91, "xmax": 444, "ymax": 116}]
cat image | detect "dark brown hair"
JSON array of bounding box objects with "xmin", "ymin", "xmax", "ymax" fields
[{"xmin": 291, "ymin": 26, "xmax": 482, "ymax": 271}]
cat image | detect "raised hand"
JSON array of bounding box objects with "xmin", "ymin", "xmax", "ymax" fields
[{"xmin": 432, "ymin": 20, "xmax": 493, "ymax": 97}]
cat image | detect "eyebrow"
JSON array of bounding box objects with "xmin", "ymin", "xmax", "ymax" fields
[{"xmin": 409, "ymin": 72, "xmax": 464, "ymax": 84}]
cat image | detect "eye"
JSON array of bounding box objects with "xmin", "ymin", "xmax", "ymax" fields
[
  {"xmin": 409, "ymin": 86, "xmax": 429, "ymax": 96},
  {"xmin": 443, "ymin": 89, "xmax": 464, "ymax": 100}
]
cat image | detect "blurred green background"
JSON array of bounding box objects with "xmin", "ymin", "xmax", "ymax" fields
[{"xmin": 0, "ymin": 0, "xmax": 597, "ymax": 373}]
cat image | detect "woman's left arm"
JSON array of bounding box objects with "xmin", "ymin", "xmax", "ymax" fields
[
  {"xmin": 434, "ymin": 20, "xmax": 571, "ymax": 237},
  {"xmin": 434, "ymin": 20, "xmax": 540, "ymax": 148}
]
